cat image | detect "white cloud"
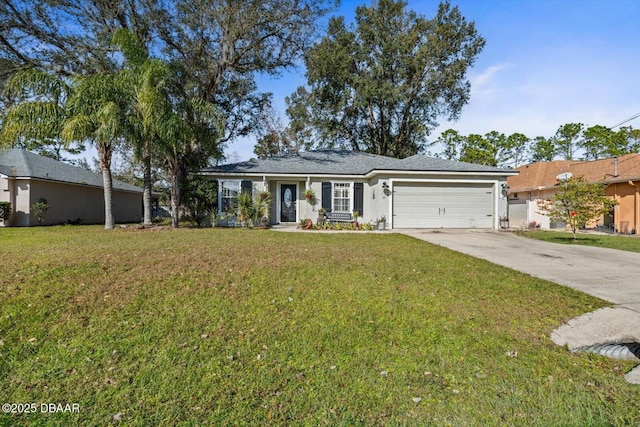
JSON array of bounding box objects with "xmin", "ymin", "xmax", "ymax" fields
[{"xmin": 470, "ymin": 63, "xmax": 514, "ymax": 88}]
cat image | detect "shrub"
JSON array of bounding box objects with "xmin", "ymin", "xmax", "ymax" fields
[
  {"xmin": 179, "ymin": 176, "xmax": 218, "ymax": 227},
  {"xmin": 0, "ymin": 201, "xmax": 10, "ymax": 222},
  {"xmin": 31, "ymin": 199, "xmax": 50, "ymax": 225}
]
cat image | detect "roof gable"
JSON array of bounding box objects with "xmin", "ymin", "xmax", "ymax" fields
[{"xmin": 0, "ymin": 149, "xmax": 143, "ymax": 193}]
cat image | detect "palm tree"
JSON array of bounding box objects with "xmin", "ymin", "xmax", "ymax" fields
[
  {"xmin": 135, "ymin": 60, "xmax": 223, "ymax": 228},
  {"xmin": 111, "ymin": 29, "xmax": 161, "ymax": 226},
  {"xmin": 0, "ymin": 69, "xmax": 127, "ymax": 230},
  {"xmin": 62, "ymin": 73, "xmax": 132, "ymax": 230}
]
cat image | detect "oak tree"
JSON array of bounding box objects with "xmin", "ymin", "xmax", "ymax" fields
[{"xmin": 286, "ymin": 0, "xmax": 485, "ymax": 158}]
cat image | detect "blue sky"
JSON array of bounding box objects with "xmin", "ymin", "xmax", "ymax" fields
[{"xmin": 226, "ymin": 0, "xmax": 640, "ymax": 161}]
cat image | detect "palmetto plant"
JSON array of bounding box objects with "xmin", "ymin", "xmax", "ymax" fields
[
  {"xmin": 228, "ymin": 192, "xmax": 255, "ymax": 227},
  {"xmin": 227, "ymin": 192, "xmax": 270, "ymax": 228}
]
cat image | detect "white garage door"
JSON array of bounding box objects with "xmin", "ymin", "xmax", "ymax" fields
[{"xmin": 393, "ymin": 182, "xmax": 495, "ymax": 228}]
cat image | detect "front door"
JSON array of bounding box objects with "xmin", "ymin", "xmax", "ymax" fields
[{"xmin": 280, "ymin": 184, "xmax": 297, "ymax": 222}]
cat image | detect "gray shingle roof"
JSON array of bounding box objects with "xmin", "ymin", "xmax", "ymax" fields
[
  {"xmin": 383, "ymin": 154, "xmax": 517, "ymax": 173},
  {"xmin": 203, "ymin": 150, "xmax": 395, "ymax": 175},
  {"xmin": 201, "ymin": 150, "xmax": 516, "ymax": 176},
  {"xmin": 0, "ymin": 149, "xmax": 143, "ymax": 193}
]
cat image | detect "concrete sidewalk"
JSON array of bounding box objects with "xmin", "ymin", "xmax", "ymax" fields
[{"xmin": 397, "ymin": 229, "xmax": 640, "ymax": 383}]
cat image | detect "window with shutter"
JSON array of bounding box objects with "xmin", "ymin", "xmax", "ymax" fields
[
  {"xmin": 219, "ymin": 180, "xmax": 240, "ymax": 213},
  {"xmin": 333, "ymin": 183, "xmax": 351, "ymax": 213}
]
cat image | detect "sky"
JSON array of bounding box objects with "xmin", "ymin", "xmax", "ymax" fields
[{"xmin": 225, "ymin": 0, "xmax": 640, "ymax": 162}]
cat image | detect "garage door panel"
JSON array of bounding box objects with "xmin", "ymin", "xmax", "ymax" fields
[{"xmin": 393, "ymin": 182, "xmax": 494, "ymax": 228}]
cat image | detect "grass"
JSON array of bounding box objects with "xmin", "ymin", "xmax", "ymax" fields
[
  {"xmin": 518, "ymin": 230, "xmax": 640, "ymax": 253},
  {"xmin": 1, "ymin": 226, "xmax": 639, "ymax": 426}
]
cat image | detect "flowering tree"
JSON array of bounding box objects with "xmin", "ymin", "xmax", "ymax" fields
[{"xmin": 537, "ymin": 176, "xmax": 617, "ymax": 240}]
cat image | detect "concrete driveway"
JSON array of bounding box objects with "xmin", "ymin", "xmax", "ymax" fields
[{"xmin": 398, "ymin": 229, "xmax": 640, "ymax": 383}]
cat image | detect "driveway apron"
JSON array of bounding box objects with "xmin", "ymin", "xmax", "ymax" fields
[{"xmin": 397, "ymin": 229, "xmax": 640, "ymax": 383}]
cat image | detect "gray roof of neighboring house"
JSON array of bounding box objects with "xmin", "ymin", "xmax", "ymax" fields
[
  {"xmin": 0, "ymin": 148, "xmax": 143, "ymax": 193},
  {"xmin": 201, "ymin": 150, "xmax": 516, "ymax": 176}
]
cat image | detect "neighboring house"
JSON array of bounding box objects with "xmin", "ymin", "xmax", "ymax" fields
[
  {"xmin": 200, "ymin": 150, "xmax": 517, "ymax": 229},
  {"xmin": 0, "ymin": 149, "xmax": 145, "ymax": 226},
  {"xmin": 507, "ymin": 153, "xmax": 640, "ymax": 233}
]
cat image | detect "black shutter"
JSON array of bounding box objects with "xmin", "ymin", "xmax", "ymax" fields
[
  {"xmin": 241, "ymin": 180, "xmax": 253, "ymax": 196},
  {"xmin": 354, "ymin": 182, "xmax": 364, "ymax": 217},
  {"xmin": 322, "ymin": 182, "xmax": 332, "ymax": 212}
]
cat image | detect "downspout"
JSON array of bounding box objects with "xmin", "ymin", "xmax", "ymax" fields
[
  {"xmin": 526, "ymin": 191, "xmax": 532, "ymax": 228},
  {"xmin": 630, "ymin": 181, "xmax": 639, "ymax": 234},
  {"xmin": 613, "ymin": 183, "xmax": 619, "ymax": 232}
]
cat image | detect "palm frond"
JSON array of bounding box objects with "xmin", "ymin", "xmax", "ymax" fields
[
  {"xmin": 4, "ymin": 69, "xmax": 69, "ymax": 102},
  {"xmin": 61, "ymin": 115, "xmax": 94, "ymax": 143}
]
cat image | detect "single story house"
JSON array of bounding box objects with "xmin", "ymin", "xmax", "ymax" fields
[
  {"xmin": 507, "ymin": 153, "xmax": 640, "ymax": 233},
  {"xmin": 200, "ymin": 150, "xmax": 518, "ymax": 229},
  {"xmin": 0, "ymin": 148, "xmax": 146, "ymax": 226}
]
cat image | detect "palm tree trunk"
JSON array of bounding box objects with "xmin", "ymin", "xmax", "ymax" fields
[
  {"xmin": 142, "ymin": 140, "xmax": 153, "ymax": 225},
  {"xmin": 170, "ymin": 161, "xmax": 180, "ymax": 229},
  {"xmin": 170, "ymin": 176, "xmax": 180, "ymax": 228},
  {"xmin": 99, "ymin": 144, "xmax": 114, "ymax": 230}
]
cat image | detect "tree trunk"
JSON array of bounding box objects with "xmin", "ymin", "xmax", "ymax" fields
[
  {"xmin": 99, "ymin": 144, "xmax": 114, "ymax": 230},
  {"xmin": 142, "ymin": 140, "xmax": 153, "ymax": 226},
  {"xmin": 170, "ymin": 164, "xmax": 180, "ymax": 229}
]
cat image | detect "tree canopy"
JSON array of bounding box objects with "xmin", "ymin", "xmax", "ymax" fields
[
  {"xmin": 0, "ymin": 0, "xmax": 334, "ymax": 156},
  {"xmin": 433, "ymin": 124, "xmax": 640, "ymax": 167},
  {"xmin": 285, "ymin": 0, "xmax": 485, "ymax": 158},
  {"xmin": 0, "ymin": 0, "xmax": 334, "ymax": 227}
]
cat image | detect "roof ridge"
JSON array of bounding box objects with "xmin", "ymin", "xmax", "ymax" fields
[{"xmin": 19, "ymin": 149, "xmax": 33, "ymax": 177}]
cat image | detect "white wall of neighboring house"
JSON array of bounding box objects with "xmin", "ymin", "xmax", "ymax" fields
[{"xmin": 508, "ymin": 189, "xmax": 560, "ymax": 229}]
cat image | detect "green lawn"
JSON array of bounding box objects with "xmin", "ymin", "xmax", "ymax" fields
[
  {"xmin": 1, "ymin": 226, "xmax": 639, "ymax": 426},
  {"xmin": 519, "ymin": 230, "xmax": 640, "ymax": 253}
]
